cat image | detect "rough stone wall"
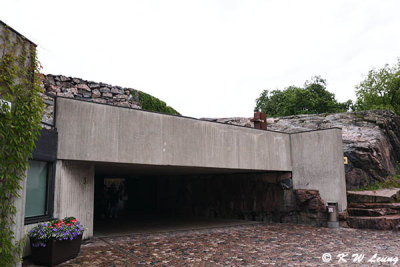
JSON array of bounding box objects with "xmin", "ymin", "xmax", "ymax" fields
[
  {"xmin": 154, "ymin": 174, "xmax": 296, "ymax": 222},
  {"xmin": 205, "ymin": 110, "xmax": 400, "ymax": 189},
  {"xmin": 295, "ymin": 189, "xmax": 327, "ymax": 226},
  {"xmin": 41, "ymin": 93, "xmax": 55, "ymax": 128},
  {"xmin": 41, "ymin": 74, "xmax": 142, "ymax": 126},
  {"xmin": 125, "ymin": 173, "xmax": 327, "ymax": 226}
]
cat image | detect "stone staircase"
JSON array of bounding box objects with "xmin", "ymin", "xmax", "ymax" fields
[{"xmin": 346, "ymin": 189, "xmax": 400, "ymax": 230}]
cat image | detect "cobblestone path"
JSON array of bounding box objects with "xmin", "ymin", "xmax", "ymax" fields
[{"xmin": 25, "ymin": 223, "xmax": 400, "ymax": 266}]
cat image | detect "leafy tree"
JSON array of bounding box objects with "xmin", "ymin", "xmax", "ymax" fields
[
  {"xmin": 255, "ymin": 76, "xmax": 351, "ymax": 117},
  {"xmin": 355, "ymin": 59, "xmax": 400, "ymax": 115}
]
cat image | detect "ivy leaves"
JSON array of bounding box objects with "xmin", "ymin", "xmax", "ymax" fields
[{"xmin": 0, "ymin": 25, "xmax": 44, "ymax": 267}]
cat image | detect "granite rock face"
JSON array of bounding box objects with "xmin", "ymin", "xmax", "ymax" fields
[
  {"xmin": 204, "ymin": 110, "xmax": 400, "ymax": 189},
  {"xmin": 294, "ymin": 189, "xmax": 327, "ymax": 226},
  {"xmin": 148, "ymin": 173, "xmax": 296, "ymax": 223},
  {"xmin": 125, "ymin": 173, "xmax": 325, "ymax": 226}
]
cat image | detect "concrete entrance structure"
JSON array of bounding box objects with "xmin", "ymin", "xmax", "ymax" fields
[
  {"xmin": 50, "ymin": 97, "xmax": 347, "ymax": 241},
  {"xmin": 12, "ymin": 68, "xmax": 347, "ymax": 259},
  {"xmin": 2, "ymin": 20, "xmax": 347, "ymax": 261}
]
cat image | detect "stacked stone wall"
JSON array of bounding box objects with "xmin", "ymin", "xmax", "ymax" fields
[{"xmin": 41, "ymin": 74, "xmax": 142, "ymax": 127}]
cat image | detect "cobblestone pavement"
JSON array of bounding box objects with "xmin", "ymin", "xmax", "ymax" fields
[{"xmin": 25, "ymin": 223, "xmax": 400, "ymax": 266}]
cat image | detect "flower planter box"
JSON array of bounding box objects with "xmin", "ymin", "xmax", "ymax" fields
[{"xmin": 30, "ymin": 234, "xmax": 82, "ymax": 266}]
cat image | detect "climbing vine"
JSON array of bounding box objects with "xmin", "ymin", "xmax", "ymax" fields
[{"xmin": 0, "ymin": 24, "xmax": 44, "ymax": 266}]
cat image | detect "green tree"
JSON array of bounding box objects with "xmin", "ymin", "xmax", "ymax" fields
[
  {"xmin": 355, "ymin": 59, "xmax": 400, "ymax": 115},
  {"xmin": 255, "ymin": 76, "xmax": 351, "ymax": 117}
]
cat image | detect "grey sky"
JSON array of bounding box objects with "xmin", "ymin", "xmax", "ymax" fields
[{"xmin": 2, "ymin": 0, "xmax": 400, "ymax": 118}]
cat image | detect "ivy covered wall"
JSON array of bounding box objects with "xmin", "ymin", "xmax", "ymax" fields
[{"xmin": 0, "ymin": 21, "xmax": 44, "ymax": 266}]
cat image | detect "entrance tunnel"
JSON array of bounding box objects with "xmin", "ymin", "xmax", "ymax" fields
[{"xmin": 93, "ymin": 162, "xmax": 295, "ymax": 236}]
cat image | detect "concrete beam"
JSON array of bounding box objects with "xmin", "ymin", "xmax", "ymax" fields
[{"xmin": 56, "ymin": 98, "xmax": 292, "ymax": 172}]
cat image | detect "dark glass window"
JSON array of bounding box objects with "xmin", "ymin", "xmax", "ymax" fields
[{"xmin": 25, "ymin": 160, "xmax": 49, "ymax": 218}]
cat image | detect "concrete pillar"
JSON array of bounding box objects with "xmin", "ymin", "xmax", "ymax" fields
[
  {"xmin": 290, "ymin": 129, "xmax": 347, "ymax": 212},
  {"xmin": 54, "ymin": 160, "xmax": 95, "ymax": 239},
  {"xmin": 10, "ymin": 171, "xmax": 27, "ymax": 267}
]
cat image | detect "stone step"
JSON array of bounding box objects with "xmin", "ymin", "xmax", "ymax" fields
[
  {"xmin": 347, "ymin": 188, "xmax": 400, "ymax": 203},
  {"xmin": 347, "ymin": 208, "xmax": 399, "ymax": 217},
  {"xmin": 347, "ymin": 215, "xmax": 400, "ymax": 230},
  {"xmin": 348, "ymin": 202, "xmax": 400, "ymax": 209}
]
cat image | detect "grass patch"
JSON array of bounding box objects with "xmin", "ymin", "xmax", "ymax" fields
[
  {"xmin": 356, "ymin": 174, "xmax": 400, "ymax": 191},
  {"xmin": 355, "ymin": 113, "xmax": 364, "ymax": 120}
]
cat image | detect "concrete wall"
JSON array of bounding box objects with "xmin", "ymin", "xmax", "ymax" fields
[
  {"xmin": 1, "ymin": 21, "xmax": 36, "ymax": 267},
  {"xmin": 11, "ymin": 172, "xmax": 27, "ymax": 266},
  {"xmin": 56, "ymin": 98, "xmax": 292, "ymax": 172},
  {"xmin": 54, "ymin": 160, "xmax": 95, "ymax": 239},
  {"xmin": 290, "ymin": 129, "xmax": 347, "ymax": 211},
  {"xmin": 0, "ymin": 22, "xmax": 35, "ymax": 92}
]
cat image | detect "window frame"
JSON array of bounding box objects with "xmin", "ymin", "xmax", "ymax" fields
[{"xmin": 24, "ymin": 160, "xmax": 56, "ymax": 225}]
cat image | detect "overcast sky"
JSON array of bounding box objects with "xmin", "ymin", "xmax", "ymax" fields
[{"xmin": 2, "ymin": 0, "xmax": 400, "ymax": 118}]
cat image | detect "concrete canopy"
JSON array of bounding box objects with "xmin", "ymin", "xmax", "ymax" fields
[{"xmin": 55, "ymin": 97, "xmax": 292, "ymax": 172}]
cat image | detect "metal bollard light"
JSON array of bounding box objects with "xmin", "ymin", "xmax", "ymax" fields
[{"xmin": 327, "ymin": 202, "xmax": 339, "ymax": 228}]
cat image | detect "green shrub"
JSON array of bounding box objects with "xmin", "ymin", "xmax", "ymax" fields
[{"xmin": 136, "ymin": 91, "xmax": 180, "ymax": 115}]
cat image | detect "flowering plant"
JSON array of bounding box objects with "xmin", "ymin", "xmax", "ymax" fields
[{"xmin": 28, "ymin": 217, "xmax": 84, "ymax": 247}]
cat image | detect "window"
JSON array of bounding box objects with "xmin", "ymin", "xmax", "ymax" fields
[{"xmin": 25, "ymin": 160, "xmax": 51, "ymax": 220}]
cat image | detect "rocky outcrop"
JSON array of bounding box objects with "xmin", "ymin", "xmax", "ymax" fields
[
  {"xmin": 295, "ymin": 189, "xmax": 327, "ymax": 226},
  {"xmin": 204, "ymin": 110, "xmax": 400, "ymax": 189}
]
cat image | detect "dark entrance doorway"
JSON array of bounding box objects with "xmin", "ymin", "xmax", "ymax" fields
[
  {"xmin": 94, "ymin": 177, "xmax": 128, "ymax": 220},
  {"xmin": 93, "ymin": 163, "xmax": 294, "ymax": 237}
]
